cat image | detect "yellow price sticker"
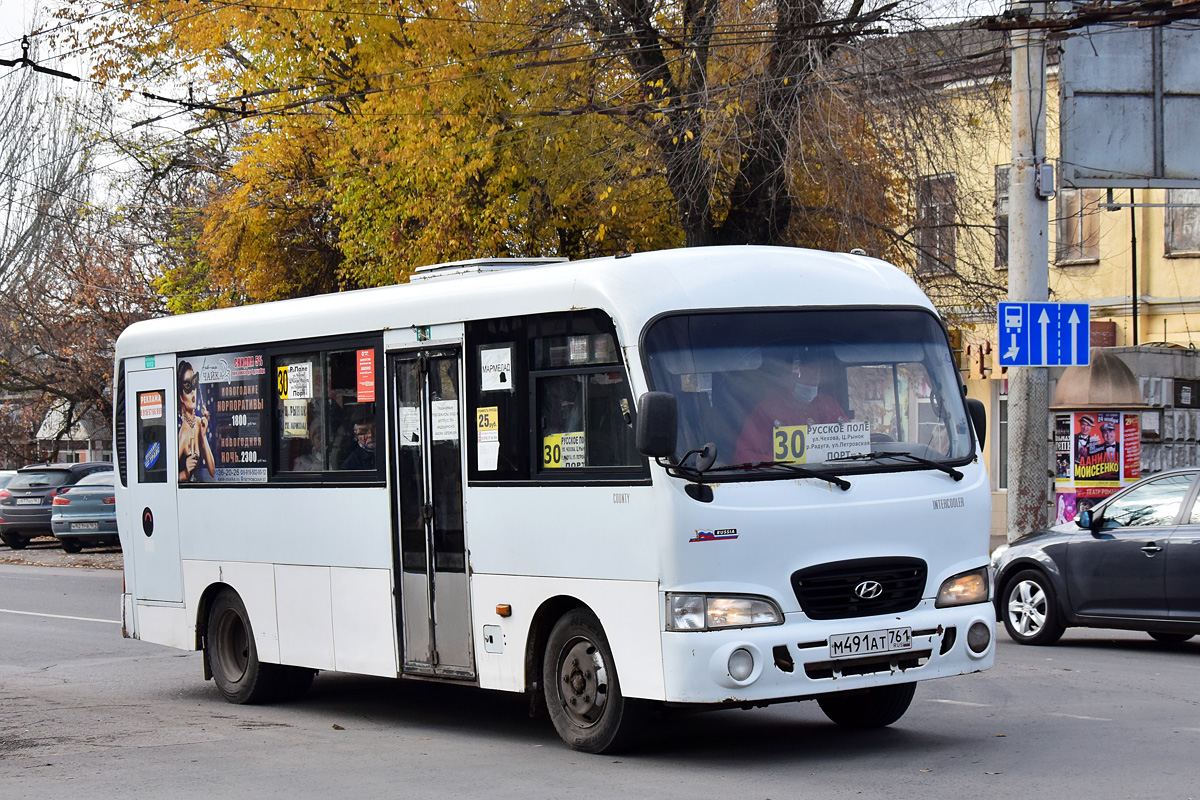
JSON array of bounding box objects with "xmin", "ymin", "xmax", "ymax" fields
[
  {"xmin": 773, "ymin": 425, "xmax": 808, "ymax": 464},
  {"xmin": 477, "ymin": 406, "xmax": 498, "ymax": 432}
]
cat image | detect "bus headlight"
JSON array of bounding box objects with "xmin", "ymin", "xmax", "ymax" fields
[
  {"xmin": 666, "ymin": 594, "xmax": 783, "ymax": 631},
  {"xmin": 935, "ymin": 568, "xmax": 990, "ymax": 607}
]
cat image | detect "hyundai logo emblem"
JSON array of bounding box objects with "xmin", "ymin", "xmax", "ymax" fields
[{"xmin": 854, "ymin": 580, "xmax": 884, "ymax": 600}]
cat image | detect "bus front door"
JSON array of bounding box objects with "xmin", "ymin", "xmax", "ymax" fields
[
  {"xmin": 393, "ymin": 349, "xmax": 475, "ymax": 679},
  {"xmin": 125, "ymin": 363, "xmax": 184, "ymax": 603}
]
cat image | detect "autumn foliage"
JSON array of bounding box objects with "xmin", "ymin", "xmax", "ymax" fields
[{"xmin": 50, "ymin": 0, "xmax": 923, "ymax": 307}]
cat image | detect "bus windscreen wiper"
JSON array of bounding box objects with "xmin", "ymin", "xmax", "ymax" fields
[
  {"xmin": 720, "ymin": 460, "xmax": 851, "ymax": 491},
  {"xmin": 828, "ymin": 451, "xmax": 963, "ymax": 481}
]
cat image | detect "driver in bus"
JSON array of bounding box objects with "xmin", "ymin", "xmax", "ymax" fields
[{"xmin": 733, "ymin": 348, "xmax": 848, "ymax": 463}]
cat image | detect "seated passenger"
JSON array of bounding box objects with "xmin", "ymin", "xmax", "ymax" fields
[
  {"xmin": 733, "ymin": 350, "xmax": 848, "ymax": 463},
  {"xmin": 341, "ymin": 417, "xmax": 376, "ymax": 470}
]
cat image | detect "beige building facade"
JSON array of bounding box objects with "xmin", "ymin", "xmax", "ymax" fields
[{"xmin": 911, "ymin": 57, "xmax": 1200, "ymax": 540}]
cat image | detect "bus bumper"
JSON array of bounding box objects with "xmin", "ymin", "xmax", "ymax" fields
[{"xmin": 658, "ymin": 601, "xmax": 994, "ymax": 705}]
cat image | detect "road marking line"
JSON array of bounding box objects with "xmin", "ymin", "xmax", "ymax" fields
[
  {"xmin": 1049, "ymin": 712, "xmax": 1111, "ymax": 721},
  {"xmin": 0, "ymin": 608, "xmax": 120, "ymax": 625},
  {"xmin": 926, "ymin": 699, "xmax": 992, "ymax": 707}
]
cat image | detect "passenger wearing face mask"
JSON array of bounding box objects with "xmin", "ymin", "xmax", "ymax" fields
[{"xmin": 733, "ymin": 349, "xmax": 848, "ymax": 463}]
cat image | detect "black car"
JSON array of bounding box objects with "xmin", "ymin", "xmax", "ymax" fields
[
  {"xmin": 0, "ymin": 462, "xmax": 114, "ymax": 549},
  {"xmin": 992, "ymin": 467, "xmax": 1200, "ymax": 645}
]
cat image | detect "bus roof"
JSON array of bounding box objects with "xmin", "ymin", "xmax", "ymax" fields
[{"xmin": 116, "ymin": 246, "xmax": 933, "ymax": 358}]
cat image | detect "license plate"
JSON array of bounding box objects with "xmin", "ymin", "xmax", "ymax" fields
[
  {"xmin": 829, "ymin": 627, "xmax": 912, "ymax": 659},
  {"xmin": 16, "ymin": 497, "xmax": 41, "ymax": 505},
  {"xmin": 71, "ymin": 522, "xmax": 100, "ymax": 531}
]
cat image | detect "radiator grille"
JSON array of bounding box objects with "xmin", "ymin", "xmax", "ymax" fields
[{"xmin": 791, "ymin": 557, "xmax": 927, "ymax": 620}]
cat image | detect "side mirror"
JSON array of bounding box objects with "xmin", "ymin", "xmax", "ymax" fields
[
  {"xmin": 965, "ymin": 397, "xmax": 986, "ymax": 449},
  {"xmin": 636, "ymin": 392, "xmax": 678, "ymax": 458},
  {"xmin": 1076, "ymin": 509, "xmax": 1100, "ymax": 532}
]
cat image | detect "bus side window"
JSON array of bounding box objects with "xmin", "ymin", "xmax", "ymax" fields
[
  {"xmin": 535, "ymin": 369, "xmax": 639, "ymax": 472},
  {"xmin": 274, "ymin": 346, "xmax": 379, "ymax": 475},
  {"xmin": 137, "ymin": 390, "xmax": 168, "ymax": 484}
]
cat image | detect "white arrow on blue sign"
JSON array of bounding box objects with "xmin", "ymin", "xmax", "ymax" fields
[{"xmin": 997, "ymin": 302, "xmax": 1090, "ymax": 367}]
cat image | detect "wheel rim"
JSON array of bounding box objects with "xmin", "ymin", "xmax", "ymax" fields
[
  {"xmin": 555, "ymin": 636, "xmax": 610, "ymax": 728},
  {"xmin": 212, "ymin": 607, "xmax": 250, "ymax": 683},
  {"xmin": 1007, "ymin": 579, "xmax": 1049, "ymax": 637}
]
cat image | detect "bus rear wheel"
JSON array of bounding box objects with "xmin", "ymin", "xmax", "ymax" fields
[
  {"xmin": 817, "ymin": 682, "xmax": 916, "ymax": 728},
  {"xmin": 543, "ymin": 608, "xmax": 642, "ymax": 753},
  {"xmin": 207, "ymin": 589, "xmax": 314, "ymax": 704}
]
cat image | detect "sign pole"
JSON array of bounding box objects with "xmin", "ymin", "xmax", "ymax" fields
[{"xmin": 1007, "ymin": 3, "xmax": 1051, "ymax": 541}]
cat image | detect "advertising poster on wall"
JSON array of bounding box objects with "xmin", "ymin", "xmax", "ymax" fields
[
  {"xmin": 179, "ymin": 351, "xmax": 270, "ymax": 483},
  {"xmin": 1054, "ymin": 409, "xmax": 1142, "ymax": 525}
]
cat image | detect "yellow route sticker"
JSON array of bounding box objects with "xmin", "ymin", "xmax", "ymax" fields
[{"xmin": 543, "ymin": 432, "xmax": 585, "ymax": 468}]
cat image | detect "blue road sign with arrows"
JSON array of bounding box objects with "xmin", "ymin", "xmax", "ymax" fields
[{"xmin": 997, "ymin": 302, "xmax": 1090, "ymax": 367}]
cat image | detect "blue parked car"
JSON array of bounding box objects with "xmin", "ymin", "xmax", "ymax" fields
[{"xmin": 50, "ymin": 471, "xmax": 120, "ymax": 553}]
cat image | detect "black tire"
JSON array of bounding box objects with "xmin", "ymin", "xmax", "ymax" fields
[
  {"xmin": 60, "ymin": 540, "xmax": 84, "ymax": 554},
  {"xmin": 1148, "ymin": 631, "xmax": 1195, "ymax": 644},
  {"xmin": 1002, "ymin": 569, "xmax": 1066, "ymax": 646},
  {"xmin": 207, "ymin": 589, "xmax": 292, "ymax": 704},
  {"xmin": 543, "ymin": 608, "xmax": 643, "ymax": 753},
  {"xmin": 1, "ymin": 532, "xmax": 29, "ymax": 550},
  {"xmin": 817, "ymin": 683, "xmax": 916, "ymax": 728}
]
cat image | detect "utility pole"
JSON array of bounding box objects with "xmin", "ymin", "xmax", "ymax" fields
[{"xmin": 1006, "ymin": 3, "xmax": 1050, "ymax": 541}]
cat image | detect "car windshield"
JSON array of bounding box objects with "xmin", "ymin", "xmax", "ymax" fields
[
  {"xmin": 642, "ymin": 309, "xmax": 974, "ymax": 477},
  {"xmin": 10, "ymin": 470, "xmax": 71, "ymax": 489}
]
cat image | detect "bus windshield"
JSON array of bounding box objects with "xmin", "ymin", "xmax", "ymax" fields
[{"xmin": 642, "ymin": 309, "xmax": 974, "ymax": 476}]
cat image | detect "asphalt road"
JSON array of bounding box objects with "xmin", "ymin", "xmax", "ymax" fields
[{"xmin": 2, "ymin": 563, "xmax": 1198, "ymax": 799}]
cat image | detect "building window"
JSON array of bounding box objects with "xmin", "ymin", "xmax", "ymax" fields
[
  {"xmin": 1056, "ymin": 188, "xmax": 1101, "ymax": 264},
  {"xmin": 994, "ymin": 165, "xmax": 1009, "ymax": 270},
  {"xmin": 917, "ymin": 174, "xmax": 956, "ymax": 275},
  {"xmin": 1166, "ymin": 188, "xmax": 1200, "ymax": 256}
]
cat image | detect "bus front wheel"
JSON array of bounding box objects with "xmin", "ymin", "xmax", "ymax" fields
[
  {"xmin": 207, "ymin": 589, "xmax": 314, "ymax": 704},
  {"xmin": 817, "ymin": 682, "xmax": 916, "ymax": 728},
  {"xmin": 542, "ymin": 608, "xmax": 642, "ymax": 753}
]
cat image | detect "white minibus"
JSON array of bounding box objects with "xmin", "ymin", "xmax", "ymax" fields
[{"xmin": 115, "ymin": 245, "xmax": 994, "ymax": 752}]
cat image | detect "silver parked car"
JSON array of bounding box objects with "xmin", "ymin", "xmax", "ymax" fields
[
  {"xmin": 992, "ymin": 468, "xmax": 1200, "ymax": 645},
  {"xmin": 51, "ymin": 471, "xmax": 119, "ymax": 553}
]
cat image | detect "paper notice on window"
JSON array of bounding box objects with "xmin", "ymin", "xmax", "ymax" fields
[
  {"xmin": 772, "ymin": 421, "xmax": 870, "ymax": 464},
  {"xmin": 543, "ymin": 432, "xmax": 586, "ymax": 468},
  {"xmin": 569, "ymin": 336, "xmax": 589, "ymax": 364},
  {"xmin": 432, "ymin": 400, "xmax": 459, "ymax": 441},
  {"xmin": 481, "ymin": 347, "xmax": 513, "ymax": 392},
  {"xmin": 477, "ymin": 405, "xmax": 500, "ymax": 470},
  {"xmin": 282, "ymin": 400, "xmax": 308, "ymax": 437},
  {"xmin": 139, "ymin": 392, "xmax": 163, "ymax": 420},
  {"xmin": 287, "ymin": 362, "xmax": 313, "ymax": 399},
  {"xmin": 399, "ymin": 406, "xmax": 420, "ymax": 446}
]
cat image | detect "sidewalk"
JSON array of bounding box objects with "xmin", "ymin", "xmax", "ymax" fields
[{"xmin": 0, "ymin": 536, "xmax": 122, "ymax": 569}]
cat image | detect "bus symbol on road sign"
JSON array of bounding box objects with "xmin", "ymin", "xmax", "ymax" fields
[{"xmin": 998, "ymin": 302, "xmax": 1090, "ymax": 367}]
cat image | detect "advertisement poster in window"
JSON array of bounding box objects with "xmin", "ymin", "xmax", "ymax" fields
[{"xmin": 181, "ymin": 351, "xmax": 269, "ymax": 483}]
